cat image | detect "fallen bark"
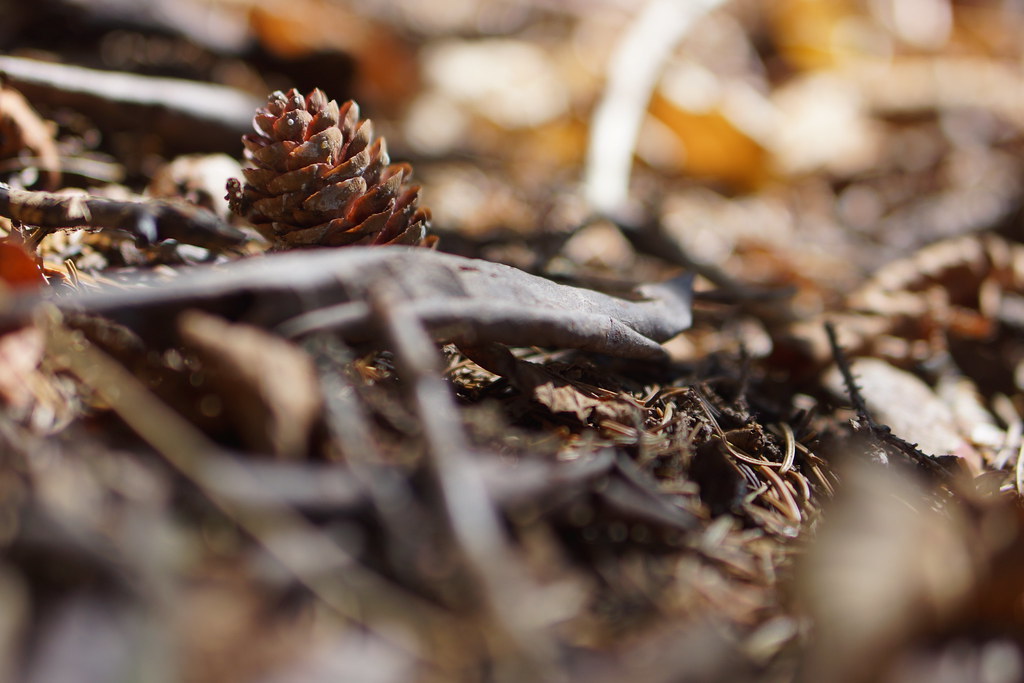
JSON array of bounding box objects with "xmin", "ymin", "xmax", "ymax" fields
[{"xmin": 11, "ymin": 247, "xmax": 693, "ymax": 359}]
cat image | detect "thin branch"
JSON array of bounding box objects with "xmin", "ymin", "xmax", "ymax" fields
[
  {"xmin": 371, "ymin": 285, "xmax": 557, "ymax": 677},
  {"xmin": 0, "ymin": 182, "xmax": 247, "ymax": 250},
  {"xmin": 0, "ymin": 56, "xmax": 259, "ymax": 154},
  {"xmin": 823, "ymin": 321, "xmax": 872, "ymax": 425},
  {"xmin": 824, "ymin": 321, "xmax": 948, "ymax": 476}
]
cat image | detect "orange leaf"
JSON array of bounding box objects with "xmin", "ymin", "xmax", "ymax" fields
[
  {"xmin": 0, "ymin": 241, "xmax": 44, "ymax": 290},
  {"xmin": 648, "ymin": 94, "xmax": 771, "ymax": 192}
]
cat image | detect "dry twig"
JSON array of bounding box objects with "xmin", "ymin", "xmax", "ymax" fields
[
  {"xmin": 824, "ymin": 321, "xmax": 951, "ymax": 477},
  {"xmin": 373, "ymin": 286, "xmax": 557, "ymax": 678},
  {"xmin": 0, "ymin": 182, "xmax": 247, "ymax": 250}
]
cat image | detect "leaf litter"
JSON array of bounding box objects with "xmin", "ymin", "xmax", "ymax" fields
[{"xmin": 2, "ymin": 1, "xmax": 1024, "ymax": 681}]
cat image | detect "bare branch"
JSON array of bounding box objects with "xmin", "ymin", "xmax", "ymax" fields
[
  {"xmin": 0, "ymin": 56, "xmax": 260, "ymax": 154},
  {"xmin": 0, "ymin": 182, "xmax": 247, "ymax": 250}
]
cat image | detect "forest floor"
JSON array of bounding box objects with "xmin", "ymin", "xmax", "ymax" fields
[{"xmin": 2, "ymin": 1, "xmax": 1024, "ymax": 681}]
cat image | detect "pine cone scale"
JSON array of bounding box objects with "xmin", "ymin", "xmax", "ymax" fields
[
  {"xmin": 324, "ymin": 149, "xmax": 370, "ymax": 181},
  {"xmin": 346, "ymin": 174, "xmax": 401, "ymax": 224},
  {"xmin": 327, "ymin": 211, "xmax": 389, "ymax": 245},
  {"xmin": 252, "ymin": 191, "xmax": 305, "ymax": 219},
  {"xmin": 302, "ymin": 177, "xmax": 366, "ymax": 213},
  {"xmin": 281, "ymin": 226, "xmax": 329, "ymax": 246},
  {"xmin": 289, "ymin": 128, "xmax": 343, "ymax": 168},
  {"xmin": 343, "ymin": 122, "xmax": 372, "ymax": 159},
  {"xmin": 248, "ymin": 140, "xmax": 297, "ymax": 167},
  {"xmin": 242, "ymin": 167, "xmax": 277, "ymax": 187},
  {"xmin": 266, "ymin": 164, "xmax": 326, "ymax": 194},
  {"xmin": 273, "ymin": 109, "xmax": 312, "ymax": 140}
]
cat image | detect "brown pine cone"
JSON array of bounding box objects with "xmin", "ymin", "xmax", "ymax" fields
[{"xmin": 226, "ymin": 88, "xmax": 431, "ymax": 248}]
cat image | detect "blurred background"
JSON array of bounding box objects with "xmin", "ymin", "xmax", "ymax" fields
[
  {"xmin": 3, "ymin": 0, "xmax": 1021, "ymax": 292},
  {"xmin": 3, "ymin": 1, "xmax": 1024, "ymax": 682}
]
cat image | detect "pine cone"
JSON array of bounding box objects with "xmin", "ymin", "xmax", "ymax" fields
[{"xmin": 227, "ymin": 88, "xmax": 431, "ymax": 248}]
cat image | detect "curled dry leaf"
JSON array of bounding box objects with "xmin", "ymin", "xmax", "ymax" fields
[
  {"xmin": 178, "ymin": 310, "xmax": 322, "ymax": 459},
  {"xmin": 780, "ymin": 233, "xmax": 1024, "ymax": 368},
  {"xmin": 8, "ymin": 247, "xmax": 693, "ymax": 361}
]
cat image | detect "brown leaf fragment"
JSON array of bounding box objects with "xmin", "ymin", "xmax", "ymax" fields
[
  {"xmin": 529, "ymin": 368, "xmax": 626, "ymax": 422},
  {"xmin": 178, "ymin": 310, "xmax": 322, "ymax": 459},
  {"xmin": 462, "ymin": 342, "xmax": 637, "ymax": 422},
  {"xmin": 0, "ymin": 82, "xmax": 60, "ymax": 188},
  {"xmin": 0, "ymin": 323, "xmax": 44, "ymax": 409},
  {"xmin": 0, "ymin": 240, "xmax": 45, "ymax": 290}
]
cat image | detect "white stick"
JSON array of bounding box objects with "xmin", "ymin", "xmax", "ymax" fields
[{"xmin": 583, "ymin": 0, "xmax": 730, "ymax": 219}]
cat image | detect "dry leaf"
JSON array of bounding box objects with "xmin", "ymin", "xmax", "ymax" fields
[
  {"xmin": 462, "ymin": 343, "xmax": 638, "ymax": 423},
  {"xmin": 524, "ymin": 363, "xmax": 635, "ymax": 423},
  {"xmin": 0, "ymin": 323, "xmax": 44, "ymax": 409},
  {"xmin": 0, "ymin": 241, "xmax": 45, "ymax": 290},
  {"xmin": 178, "ymin": 310, "xmax": 322, "ymax": 459},
  {"xmin": 647, "ymin": 93, "xmax": 771, "ymax": 191}
]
